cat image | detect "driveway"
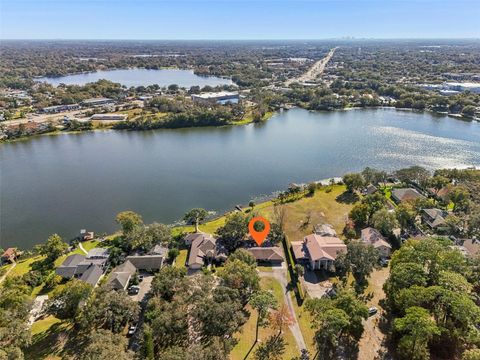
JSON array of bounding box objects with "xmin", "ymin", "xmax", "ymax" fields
[
  {"xmin": 130, "ymin": 273, "xmax": 154, "ymax": 302},
  {"xmin": 258, "ymin": 266, "xmax": 307, "ymax": 353},
  {"xmin": 302, "ymin": 269, "xmax": 333, "ymax": 299}
]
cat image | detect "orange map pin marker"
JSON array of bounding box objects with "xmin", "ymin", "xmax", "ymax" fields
[{"xmin": 248, "ymin": 216, "xmax": 270, "ymax": 246}]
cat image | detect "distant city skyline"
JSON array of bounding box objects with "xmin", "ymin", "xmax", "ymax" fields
[{"xmin": 1, "ymin": 0, "xmax": 479, "ymax": 40}]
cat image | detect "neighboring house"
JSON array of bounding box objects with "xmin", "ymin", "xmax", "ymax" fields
[
  {"xmin": 291, "ymin": 234, "xmax": 347, "ymax": 271},
  {"xmin": 55, "ymin": 248, "xmax": 109, "ymax": 286},
  {"xmin": 421, "ymin": 208, "xmax": 447, "ymax": 230},
  {"xmin": 126, "ymin": 255, "xmax": 164, "ymax": 271},
  {"xmin": 313, "ymin": 224, "xmax": 337, "ymax": 237},
  {"xmin": 187, "ymin": 233, "xmax": 228, "ymax": 270},
  {"xmin": 363, "ymin": 184, "xmax": 378, "ymax": 196},
  {"xmin": 456, "ymin": 238, "xmax": 480, "ymax": 258},
  {"xmin": 108, "ymin": 260, "xmax": 137, "ymax": 291},
  {"xmin": 391, "ymin": 188, "xmax": 426, "ymax": 203},
  {"xmin": 149, "ymin": 244, "xmax": 168, "ymax": 256},
  {"xmin": 1, "ymin": 248, "xmax": 18, "ymax": 264},
  {"xmin": 184, "ymin": 232, "xmax": 212, "ymax": 246},
  {"xmin": 361, "ymin": 227, "xmax": 392, "ymax": 258},
  {"xmin": 79, "ymin": 264, "xmax": 104, "ymax": 286},
  {"xmin": 56, "ymin": 254, "xmax": 86, "ymax": 278},
  {"xmin": 246, "ymin": 247, "xmax": 284, "ymax": 265}
]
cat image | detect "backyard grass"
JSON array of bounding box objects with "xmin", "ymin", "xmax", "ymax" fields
[
  {"xmin": 174, "ymin": 249, "xmax": 188, "ymax": 268},
  {"xmin": 26, "ymin": 318, "xmax": 72, "ymax": 360},
  {"xmin": 231, "ymin": 277, "xmax": 299, "ymax": 360},
  {"xmin": 8, "ymin": 255, "xmax": 44, "ymax": 277},
  {"xmin": 258, "ymin": 185, "xmax": 355, "ymax": 241}
]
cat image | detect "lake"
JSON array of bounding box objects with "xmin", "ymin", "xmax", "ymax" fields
[
  {"xmin": 36, "ymin": 68, "xmax": 233, "ymax": 88},
  {"xmin": 1, "ymin": 108, "xmax": 480, "ymax": 249}
]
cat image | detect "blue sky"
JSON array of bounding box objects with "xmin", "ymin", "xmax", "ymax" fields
[{"xmin": 1, "ymin": 0, "xmax": 479, "ymax": 40}]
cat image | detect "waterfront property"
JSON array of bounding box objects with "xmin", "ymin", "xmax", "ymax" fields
[
  {"xmin": 55, "ymin": 247, "xmax": 109, "ymax": 286},
  {"xmin": 246, "ymin": 246, "xmax": 284, "ymax": 265},
  {"xmin": 108, "ymin": 260, "xmax": 137, "ymax": 291},
  {"xmin": 186, "ymin": 232, "xmax": 228, "ymax": 270},
  {"xmin": 3, "ymin": 108, "xmax": 480, "ymax": 249},
  {"xmin": 391, "ymin": 188, "xmax": 425, "ymax": 204},
  {"xmin": 191, "ymin": 91, "xmax": 239, "ymax": 105},
  {"xmin": 360, "ymin": 227, "xmax": 392, "ymax": 258},
  {"xmin": 1, "ymin": 247, "xmax": 18, "ymax": 264},
  {"xmin": 291, "ymin": 234, "xmax": 347, "ymax": 271}
]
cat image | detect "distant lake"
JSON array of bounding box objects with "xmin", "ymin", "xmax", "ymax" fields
[
  {"xmin": 1, "ymin": 108, "xmax": 480, "ymax": 249},
  {"xmin": 36, "ymin": 68, "xmax": 234, "ymax": 87}
]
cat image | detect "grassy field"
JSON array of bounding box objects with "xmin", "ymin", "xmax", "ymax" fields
[
  {"xmin": 231, "ymin": 277, "xmax": 299, "ymax": 360},
  {"xmin": 174, "ymin": 249, "xmax": 188, "ymax": 268}
]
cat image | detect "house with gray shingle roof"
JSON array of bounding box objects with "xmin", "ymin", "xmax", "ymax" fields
[
  {"xmin": 79, "ymin": 264, "xmax": 103, "ymax": 286},
  {"xmin": 186, "ymin": 233, "xmax": 227, "ymax": 270},
  {"xmin": 421, "ymin": 208, "xmax": 447, "ymax": 230},
  {"xmin": 107, "ymin": 260, "xmax": 137, "ymax": 291},
  {"xmin": 391, "ymin": 188, "xmax": 425, "ymax": 204},
  {"xmin": 55, "ymin": 254, "xmax": 86, "ymax": 278},
  {"xmin": 246, "ymin": 247, "xmax": 284, "ymax": 265},
  {"xmin": 361, "ymin": 227, "xmax": 392, "ymax": 258}
]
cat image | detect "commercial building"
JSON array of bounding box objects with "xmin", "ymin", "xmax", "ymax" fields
[
  {"xmin": 41, "ymin": 104, "xmax": 80, "ymax": 113},
  {"xmin": 82, "ymin": 98, "xmax": 115, "ymax": 107},
  {"xmin": 191, "ymin": 91, "xmax": 239, "ymax": 105},
  {"xmin": 90, "ymin": 114, "xmax": 127, "ymax": 121}
]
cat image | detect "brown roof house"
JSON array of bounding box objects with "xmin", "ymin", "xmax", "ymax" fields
[
  {"xmin": 421, "ymin": 208, "xmax": 448, "ymax": 231},
  {"xmin": 246, "ymin": 247, "xmax": 284, "ymax": 265},
  {"xmin": 391, "ymin": 188, "xmax": 425, "ymax": 204},
  {"xmin": 291, "ymin": 234, "xmax": 347, "ymax": 271},
  {"xmin": 1, "ymin": 248, "xmax": 18, "ymax": 264},
  {"xmin": 361, "ymin": 227, "xmax": 392, "ymax": 258},
  {"xmin": 186, "ymin": 233, "xmax": 227, "ymax": 270}
]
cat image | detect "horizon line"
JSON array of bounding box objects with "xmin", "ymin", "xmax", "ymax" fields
[{"xmin": 2, "ymin": 37, "xmax": 480, "ymax": 41}]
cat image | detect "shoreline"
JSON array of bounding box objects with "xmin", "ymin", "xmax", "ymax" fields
[{"xmin": 2, "ymin": 106, "xmax": 478, "ymax": 144}]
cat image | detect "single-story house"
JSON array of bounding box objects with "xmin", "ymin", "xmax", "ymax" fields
[
  {"xmin": 55, "ymin": 248, "xmax": 109, "ymax": 286},
  {"xmin": 187, "ymin": 233, "xmax": 227, "ymax": 270},
  {"xmin": 246, "ymin": 247, "xmax": 284, "ymax": 265},
  {"xmin": 79, "ymin": 264, "xmax": 104, "ymax": 286},
  {"xmin": 1, "ymin": 248, "xmax": 18, "ymax": 264},
  {"xmin": 363, "ymin": 184, "xmax": 378, "ymax": 196},
  {"xmin": 421, "ymin": 208, "xmax": 447, "ymax": 230},
  {"xmin": 184, "ymin": 232, "xmax": 212, "ymax": 246},
  {"xmin": 107, "ymin": 260, "xmax": 137, "ymax": 291},
  {"xmin": 391, "ymin": 188, "xmax": 426, "ymax": 204},
  {"xmin": 361, "ymin": 227, "xmax": 392, "ymax": 258},
  {"xmin": 125, "ymin": 255, "xmax": 164, "ymax": 271},
  {"xmin": 313, "ymin": 224, "xmax": 337, "ymax": 237},
  {"xmin": 56, "ymin": 254, "xmax": 86, "ymax": 278},
  {"xmin": 291, "ymin": 234, "xmax": 347, "ymax": 271}
]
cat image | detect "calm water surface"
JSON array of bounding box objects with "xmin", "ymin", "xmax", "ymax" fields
[
  {"xmin": 36, "ymin": 68, "xmax": 233, "ymax": 87},
  {"xmin": 1, "ymin": 108, "xmax": 480, "ymax": 248}
]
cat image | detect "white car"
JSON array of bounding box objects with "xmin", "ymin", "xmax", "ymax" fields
[
  {"xmin": 368, "ymin": 306, "xmax": 378, "ymax": 316},
  {"xmin": 127, "ymin": 324, "xmax": 137, "ymax": 336}
]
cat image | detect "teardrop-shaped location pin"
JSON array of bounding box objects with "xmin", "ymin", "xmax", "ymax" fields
[{"xmin": 248, "ymin": 216, "xmax": 270, "ymax": 246}]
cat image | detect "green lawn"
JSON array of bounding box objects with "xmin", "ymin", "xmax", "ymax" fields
[
  {"xmin": 8, "ymin": 255, "xmax": 44, "ymax": 277},
  {"xmin": 174, "ymin": 249, "xmax": 188, "ymax": 268},
  {"xmin": 231, "ymin": 277, "xmax": 299, "ymax": 360}
]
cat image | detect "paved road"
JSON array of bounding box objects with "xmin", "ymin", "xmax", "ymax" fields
[
  {"xmin": 258, "ymin": 267, "xmax": 307, "ymax": 353},
  {"xmin": 285, "ymin": 47, "xmax": 338, "ymax": 86}
]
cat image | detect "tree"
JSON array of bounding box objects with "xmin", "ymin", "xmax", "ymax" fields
[
  {"xmin": 269, "ymin": 304, "xmax": 294, "ymax": 337},
  {"xmin": 151, "ymin": 266, "xmax": 187, "ymax": 301},
  {"xmin": 428, "ymin": 175, "xmax": 450, "ymax": 195},
  {"xmin": 228, "ymin": 248, "xmax": 257, "ymax": 267},
  {"xmin": 116, "ymin": 211, "xmax": 143, "ymax": 235},
  {"xmin": 39, "ymin": 233, "xmax": 68, "ymax": 264},
  {"xmin": 48, "ymin": 279, "xmax": 92, "ymax": 319},
  {"xmin": 446, "ymin": 186, "xmax": 470, "ymax": 212},
  {"xmin": 168, "ymin": 248, "xmax": 180, "ymax": 262},
  {"xmin": 463, "ymin": 349, "xmax": 480, "ymax": 360},
  {"xmin": 254, "ymin": 335, "xmax": 286, "ymax": 360},
  {"xmin": 343, "ymin": 173, "xmax": 365, "ymax": 193},
  {"xmin": 183, "ymin": 208, "xmax": 208, "ymax": 233},
  {"xmin": 335, "ymin": 241, "xmax": 379, "ymax": 292},
  {"xmin": 395, "ymin": 166, "xmax": 431, "ymax": 187},
  {"xmin": 272, "ymin": 204, "xmax": 287, "ymax": 231},
  {"xmin": 372, "ymin": 208, "xmax": 399, "ymax": 236},
  {"xmin": 396, "ymin": 203, "xmax": 416, "ymax": 230},
  {"xmin": 78, "ymin": 286, "xmax": 139, "ymax": 333},
  {"xmin": 81, "ymin": 329, "xmax": 134, "ymax": 360},
  {"xmin": 218, "ymin": 259, "xmax": 259, "ymax": 303},
  {"xmin": 250, "ymin": 290, "xmax": 278, "ymax": 343},
  {"xmin": 126, "ymin": 222, "xmax": 171, "ymax": 251},
  {"xmin": 394, "ymin": 307, "xmax": 440, "ymax": 360},
  {"xmin": 313, "ymin": 308, "xmax": 350, "ymax": 360},
  {"xmin": 362, "ymin": 167, "xmax": 387, "ymax": 185},
  {"xmin": 216, "ymin": 212, "xmax": 248, "ymax": 251}
]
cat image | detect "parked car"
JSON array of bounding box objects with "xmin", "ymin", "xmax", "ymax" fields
[
  {"xmin": 138, "ymin": 275, "xmax": 144, "ymax": 282},
  {"xmin": 380, "ymin": 259, "xmax": 390, "ymax": 267},
  {"xmin": 128, "ymin": 286, "xmax": 140, "ymax": 295},
  {"xmin": 368, "ymin": 307, "xmax": 378, "ymax": 316},
  {"xmin": 127, "ymin": 324, "xmax": 137, "ymax": 337}
]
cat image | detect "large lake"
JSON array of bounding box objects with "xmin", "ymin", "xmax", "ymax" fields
[
  {"xmin": 36, "ymin": 68, "xmax": 233, "ymax": 87},
  {"xmin": 1, "ymin": 108, "xmax": 480, "ymax": 249}
]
